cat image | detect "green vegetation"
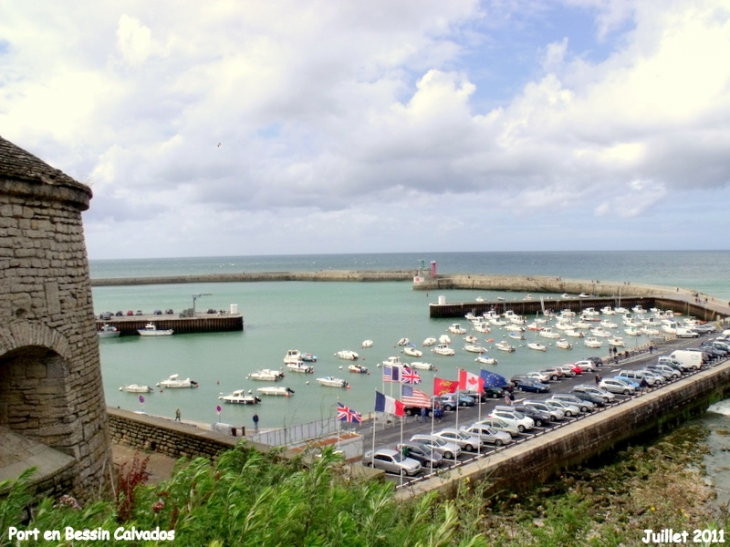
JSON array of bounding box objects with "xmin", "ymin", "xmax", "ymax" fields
[{"xmin": 1, "ymin": 426, "xmax": 727, "ymax": 546}]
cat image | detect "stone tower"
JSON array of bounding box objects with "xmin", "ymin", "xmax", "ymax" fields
[{"xmin": 0, "ymin": 135, "xmax": 111, "ymax": 501}]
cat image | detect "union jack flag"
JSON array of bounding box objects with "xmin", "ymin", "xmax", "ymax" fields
[
  {"xmin": 337, "ymin": 402, "xmax": 362, "ymax": 423},
  {"xmin": 400, "ymin": 366, "xmax": 422, "ymax": 385}
]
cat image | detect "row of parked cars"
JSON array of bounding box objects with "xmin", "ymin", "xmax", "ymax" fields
[
  {"xmin": 99, "ymin": 309, "xmax": 175, "ymax": 320},
  {"xmin": 508, "ymin": 357, "xmax": 603, "ymax": 393}
]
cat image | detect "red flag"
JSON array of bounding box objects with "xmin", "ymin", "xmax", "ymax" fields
[
  {"xmin": 433, "ymin": 377, "xmax": 459, "ymax": 395},
  {"xmin": 459, "ymin": 369, "xmax": 485, "ymax": 392}
]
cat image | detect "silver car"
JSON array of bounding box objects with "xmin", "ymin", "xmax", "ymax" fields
[
  {"xmin": 544, "ymin": 399, "xmax": 580, "ymax": 418},
  {"xmin": 411, "ymin": 434, "xmax": 462, "ymax": 459},
  {"xmin": 432, "ymin": 428, "xmax": 482, "ymax": 452},
  {"xmin": 363, "ymin": 448, "xmax": 422, "ymax": 476},
  {"xmin": 599, "ymin": 378, "xmax": 636, "ymax": 395},
  {"xmin": 550, "ymin": 393, "xmax": 595, "ymax": 412},
  {"xmin": 460, "ymin": 423, "xmax": 513, "ymax": 446},
  {"xmin": 522, "ymin": 400, "xmax": 565, "ymax": 421}
]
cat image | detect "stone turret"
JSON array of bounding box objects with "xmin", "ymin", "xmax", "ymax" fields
[{"xmin": 0, "ymin": 135, "xmax": 111, "ymax": 501}]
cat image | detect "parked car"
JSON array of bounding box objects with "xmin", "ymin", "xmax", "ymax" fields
[
  {"xmin": 558, "ymin": 364, "xmax": 578, "ymax": 376},
  {"xmin": 599, "ymin": 378, "xmax": 636, "ymax": 395},
  {"xmin": 512, "ymin": 404, "xmax": 551, "ymax": 427},
  {"xmin": 165, "ymin": 308, "xmax": 175, "ymax": 315},
  {"xmin": 521, "ymin": 400, "xmax": 564, "ymax": 422},
  {"xmin": 544, "ymin": 399, "xmax": 580, "ymax": 418},
  {"xmin": 569, "ymin": 387, "xmax": 607, "ymax": 406},
  {"xmin": 126, "ymin": 310, "xmax": 134, "ymax": 316},
  {"xmin": 584, "ymin": 356, "xmax": 604, "ymax": 367},
  {"xmin": 363, "ymin": 448, "xmax": 422, "ymax": 476},
  {"xmin": 550, "ymin": 393, "xmax": 595, "ymax": 413},
  {"xmin": 475, "ymin": 417, "xmax": 521, "ymax": 437},
  {"xmin": 432, "ymin": 393, "xmax": 475, "ymax": 411},
  {"xmin": 153, "ymin": 309, "xmax": 163, "ymax": 315},
  {"xmin": 115, "ymin": 310, "xmax": 123, "ymax": 316},
  {"xmin": 657, "ymin": 356, "xmax": 693, "ymax": 373},
  {"xmin": 410, "ymin": 434, "xmax": 462, "ymax": 459},
  {"xmin": 571, "ymin": 384, "xmax": 615, "ymax": 403},
  {"xmin": 489, "ymin": 407, "xmax": 534, "ymax": 432},
  {"xmin": 135, "ymin": 309, "xmax": 143, "ymax": 316},
  {"xmin": 612, "ymin": 376, "xmax": 640, "ymax": 390},
  {"xmin": 573, "ymin": 360, "xmax": 596, "ymax": 372},
  {"xmin": 395, "ymin": 442, "xmax": 444, "ymax": 468},
  {"xmin": 432, "ymin": 428, "xmax": 482, "ymax": 452},
  {"xmin": 525, "ymin": 371, "xmax": 551, "ymax": 383},
  {"xmin": 539, "ymin": 367, "xmax": 564, "ymax": 381},
  {"xmin": 484, "ymin": 386, "xmax": 508, "ymax": 399},
  {"xmin": 647, "ymin": 364, "xmax": 682, "ymax": 379},
  {"xmin": 101, "ymin": 311, "xmax": 113, "ymax": 320},
  {"xmin": 460, "ymin": 423, "xmax": 513, "ymax": 446},
  {"xmin": 616, "ymin": 370, "xmax": 657, "ymax": 387},
  {"xmin": 514, "ymin": 379, "xmax": 550, "ymax": 393}
]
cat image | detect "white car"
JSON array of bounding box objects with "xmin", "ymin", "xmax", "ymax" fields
[
  {"xmin": 490, "ymin": 407, "xmax": 535, "ymax": 432},
  {"xmin": 460, "ymin": 423, "xmax": 513, "ymax": 446},
  {"xmin": 573, "ymin": 360, "xmax": 596, "ymax": 372},
  {"xmin": 599, "ymin": 378, "xmax": 636, "ymax": 395},
  {"xmin": 525, "ymin": 371, "xmax": 551, "ymax": 383}
]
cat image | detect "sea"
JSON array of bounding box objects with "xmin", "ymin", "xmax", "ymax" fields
[{"xmin": 90, "ymin": 250, "xmax": 730, "ymax": 504}]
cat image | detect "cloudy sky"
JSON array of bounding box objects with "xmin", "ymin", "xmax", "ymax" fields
[{"xmin": 1, "ymin": 0, "xmax": 729, "ymax": 259}]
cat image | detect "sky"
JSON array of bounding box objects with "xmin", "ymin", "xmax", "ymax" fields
[{"xmin": 1, "ymin": 0, "xmax": 729, "ymax": 259}]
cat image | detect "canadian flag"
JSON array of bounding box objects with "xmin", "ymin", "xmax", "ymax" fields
[{"xmin": 458, "ymin": 369, "xmax": 484, "ymax": 392}]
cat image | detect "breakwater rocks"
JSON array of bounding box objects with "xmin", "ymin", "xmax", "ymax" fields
[{"xmin": 91, "ymin": 270, "xmax": 414, "ymax": 286}]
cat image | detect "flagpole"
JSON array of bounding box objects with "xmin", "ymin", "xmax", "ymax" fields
[
  {"xmin": 371, "ymin": 391, "xmax": 377, "ymax": 457},
  {"xmin": 455, "ymin": 369, "xmax": 460, "ymax": 429},
  {"xmin": 399, "ymin": 414, "xmax": 404, "ymax": 487},
  {"xmin": 477, "ymin": 382, "xmax": 482, "ymax": 455},
  {"xmin": 336, "ymin": 398, "xmax": 341, "ymax": 450}
]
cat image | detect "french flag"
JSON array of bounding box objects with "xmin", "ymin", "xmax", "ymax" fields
[{"xmin": 374, "ymin": 391, "xmax": 404, "ymax": 417}]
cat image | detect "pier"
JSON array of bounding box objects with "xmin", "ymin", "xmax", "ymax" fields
[{"xmin": 95, "ymin": 313, "xmax": 243, "ymax": 335}]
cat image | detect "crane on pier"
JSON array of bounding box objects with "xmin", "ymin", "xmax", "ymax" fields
[{"xmin": 192, "ymin": 293, "xmax": 213, "ymax": 315}]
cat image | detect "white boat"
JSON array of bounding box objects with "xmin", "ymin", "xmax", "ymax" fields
[
  {"xmin": 409, "ymin": 361, "xmax": 435, "ymax": 370},
  {"xmin": 423, "ymin": 337, "xmax": 437, "ymax": 346},
  {"xmin": 402, "ymin": 346, "xmax": 423, "ymax": 357},
  {"xmin": 286, "ymin": 361, "xmax": 314, "ymax": 374},
  {"xmin": 138, "ymin": 323, "xmax": 174, "ymax": 336},
  {"xmin": 559, "ymin": 309, "xmax": 576, "ymax": 319},
  {"xmin": 538, "ymin": 328, "xmax": 561, "ymax": 339},
  {"xmin": 608, "ymin": 337, "xmax": 625, "ymax": 347},
  {"xmin": 556, "ymin": 339, "xmax": 573, "ymax": 350},
  {"xmin": 601, "ymin": 306, "xmax": 616, "ymax": 315},
  {"xmin": 257, "ymin": 386, "xmax": 295, "ymax": 397},
  {"xmin": 438, "ymin": 334, "xmax": 452, "ymax": 345},
  {"xmin": 582, "ymin": 307, "xmax": 600, "ymax": 317},
  {"xmin": 397, "ymin": 338, "xmax": 410, "ymax": 346},
  {"xmin": 640, "ymin": 327, "xmax": 660, "ymax": 336},
  {"xmin": 584, "ymin": 337, "xmax": 603, "ymax": 348},
  {"xmin": 361, "ymin": 339, "xmax": 374, "ymax": 348},
  {"xmin": 219, "ymin": 390, "xmax": 261, "ymax": 405},
  {"xmin": 473, "ymin": 323, "xmax": 491, "ymax": 334},
  {"xmin": 614, "ymin": 307, "xmax": 629, "ymax": 314},
  {"xmin": 98, "ymin": 324, "xmax": 120, "ymax": 338},
  {"xmin": 248, "ymin": 369, "xmax": 285, "ymax": 381},
  {"xmin": 578, "ymin": 293, "xmax": 590, "ymax": 298},
  {"xmin": 526, "ymin": 322, "xmax": 543, "ymax": 331},
  {"xmin": 431, "ymin": 344, "xmax": 455, "ymax": 356},
  {"xmin": 335, "ymin": 350, "xmax": 359, "ymax": 361},
  {"xmin": 508, "ymin": 331, "xmax": 525, "ymax": 341},
  {"xmin": 632, "ymin": 305, "xmax": 647, "ymax": 314},
  {"xmin": 494, "ymin": 341, "xmax": 515, "ymax": 352},
  {"xmin": 348, "ymin": 363, "xmax": 368, "ymax": 374},
  {"xmin": 464, "ymin": 335, "xmax": 478, "ymax": 344},
  {"xmin": 505, "ymin": 324, "xmax": 525, "ymax": 333},
  {"xmin": 300, "ymin": 352, "xmax": 317, "ymax": 362},
  {"xmin": 120, "ymin": 384, "xmax": 153, "ymax": 393},
  {"xmin": 156, "ymin": 374, "xmax": 199, "ymax": 388},
  {"xmin": 448, "ymin": 323, "xmax": 467, "ymax": 335},
  {"xmin": 475, "ymin": 354, "xmax": 498, "ymax": 365},
  {"xmin": 284, "ymin": 349, "xmax": 316, "ymax": 364},
  {"xmin": 382, "ymin": 356, "xmax": 406, "ymax": 367},
  {"xmin": 590, "ymin": 327, "xmax": 610, "ymax": 338},
  {"xmin": 464, "ymin": 344, "xmax": 488, "ymax": 353},
  {"xmin": 527, "ymin": 342, "xmax": 547, "ymax": 352},
  {"xmin": 316, "ymin": 376, "xmax": 349, "ymax": 388},
  {"xmin": 497, "ymin": 296, "xmax": 506, "ymax": 301},
  {"xmin": 564, "ymin": 329, "xmax": 585, "ymax": 338},
  {"xmin": 600, "ymin": 320, "xmax": 618, "ymax": 329},
  {"xmin": 624, "ymin": 327, "xmax": 641, "ymax": 336}
]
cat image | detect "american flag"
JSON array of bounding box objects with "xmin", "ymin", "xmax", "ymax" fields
[
  {"xmin": 337, "ymin": 402, "xmax": 362, "ymax": 423},
  {"xmin": 383, "ymin": 364, "xmax": 400, "ymax": 383},
  {"xmin": 401, "ymin": 385, "xmax": 431, "ymax": 407},
  {"xmin": 400, "ymin": 366, "xmax": 422, "ymax": 385}
]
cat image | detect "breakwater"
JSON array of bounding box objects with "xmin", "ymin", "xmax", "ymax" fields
[{"xmin": 96, "ymin": 313, "xmax": 243, "ymax": 335}]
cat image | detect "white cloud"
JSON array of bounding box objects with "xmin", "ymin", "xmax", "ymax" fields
[{"xmin": 0, "ymin": 0, "xmax": 728, "ymax": 257}]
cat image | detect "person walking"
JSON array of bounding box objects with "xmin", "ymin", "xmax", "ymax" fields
[
  {"xmin": 175, "ymin": 408, "xmax": 181, "ymax": 422},
  {"xmin": 419, "ymin": 406, "xmax": 427, "ymax": 423},
  {"xmin": 594, "ymin": 373, "xmax": 602, "ymax": 385},
  {"xmin": 253, "ymin": 412, "xmax": 259, "ymax": 432}
]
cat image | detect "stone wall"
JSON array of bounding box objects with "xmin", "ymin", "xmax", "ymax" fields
[{"xmin": 0, "ymin": 136, "xmax": 111, "ymax": 502}]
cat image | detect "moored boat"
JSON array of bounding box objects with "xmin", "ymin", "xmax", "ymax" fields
[
  {"xmin": 527, "ymin": 342, "xmax": 547, "ymax": 352},
  {"xmin": 464, "ymin": 344, "xmax": 488, "ymax": 353},
  {"xmin": 219, "ymin": 390, "xmax": 261, "ymax": 405},
  {"xmin": 409, "ymin": 361, "xmax": 436, "ymax": 370},
  {"xmin": 335, "ymin": 350, "xmax": 359, "ymax": 360},
  {"xmin": 448, "ymin": 323, "xmax": 467, "ymax": 335},
  {"xmin": 494, "ymin": 341, "xmax": 515, "ymax": 352},
  {"xmin": 286, "ymin": 361, "xmax": 314, "ymax": 374},
  {"xmin": 120, "ymin": 384, "xmax": 153, "ymax": 393},
  {"xmin": 556, "ymin": 339, "xmax": 573, "ymax": 350},
  {"xmin": 423, "ymin": 337, "xmax": 437, "ymax": 346},
  {"xmin": 316, "ymin": 376, "xmax": 349, "ymax": 388},
  {"xmin": 156, "ymin": 374, "xmax": 199, "ymax": 388},
  {"xmin": 475, "ymin": 354, "xmax": 498, "ymax": 365},
  {"xmin": 257, "ymin": 386, "xmax": 295, "ymax": 397},
  {"xmin": 248, "ymin": 369, "xmax": 285, "ymax": 381},
  {"xmin": 98, "ymin": 324, "xmax": 120, "ymax": 338},
  {"xmin": 138, "ymin": 323, "xmax": 174, "ymax": 336},
  {"xmin": 361, "ymin": 339, "xmax": 374, "ymax": 348},
  {"xmin": 348, "ymin": 363, "xmax": 368, "ymax": 374},
  {"xmin": 402, "ymin": 345, "xmax": 423, "ymax": 357},
  {"xmin": 431, "ymin": 344, "xmax": 455, "ymax": 356},
  {"xmin": 584, "ymin": 337, "xmax": 603, "ymax": 348}
]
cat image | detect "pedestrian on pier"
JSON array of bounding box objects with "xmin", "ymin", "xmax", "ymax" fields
[
  {"xmin": 253, "ymin": 413, "xmax": 259, "ymax": 432},
  {"xmin": 175, "ymin": 408, "xmax": 181, "ymax": 421},
  {"xmin": 419, "ymin": 406, "xmax": 427, "ymax": 423}
]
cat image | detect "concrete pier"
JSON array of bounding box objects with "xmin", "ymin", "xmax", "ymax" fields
[{"xmin": 96, "ymin": 313, "xmax": 243, "ymax": 335}]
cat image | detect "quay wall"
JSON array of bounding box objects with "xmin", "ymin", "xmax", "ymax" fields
[
  {"xmin": 96, "ymin": 314, "xmax": 243, "ymax": 335},
  {"xmin": 401, "ymin": 359, "xmax": 730, "ymax": 501}
]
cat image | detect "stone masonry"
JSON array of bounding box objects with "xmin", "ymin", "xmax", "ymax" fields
[{"xmin": 0, "ymin": 135, "xmax": 111, "ymax": 501}]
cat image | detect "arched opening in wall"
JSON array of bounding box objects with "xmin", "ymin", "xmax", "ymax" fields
[{"xmin": 0, "ymin": 345, "xmax": 74, "ymax": 454}]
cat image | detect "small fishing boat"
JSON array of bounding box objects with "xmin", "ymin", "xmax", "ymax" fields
[
  {"xmin": 98, "ymin": 324, "xmax": 120, "ymax": 338},
  {"xmin": 494, "ymin": 341, "xmax": 515, "ymax": 352},
  {"xmin": 286, "ymin": 361, "xmax": 314, "ymax": 374},
  {"xmin": 409, "ymin": 361, "xmax": 436, "ymax": 370},
  {"xmin": 538, "ymin": 328, "xmax": 561, "ymax": 339},
  {"xmin": 508, "ymin": 331, "xmax": 525, "ymax": 341},
  {"xmin": 464, "ymin": 344, "xmax": 488, "ymax": 353},
  {"xmin": 556, "ymin": 339, "xmax": 573, "ymax": 350},
  {"xmin": 219, "ymin": 390, "xmax": 261, "ymax": 405},
  {"xmin": 397, "ymin": 338, "xmax": 410, "ymax": 346},
  {"xmin": 156, "ymin": 374, "xmax": 199, "ymax": 388},
  {"xmin": 257, "ymin": 386, "xmax": 295, "ymax": 397},
  {"xmin": 120, "ymin": 384, "xmax": 153, "ymax": 393},
  {"xmin": 335, "ymin": 350, "xmax": 359, "ymax": 360},
  {"xmin": 527, "ymin": 342, "xmax": 547, "ymax": 352},
  {"xmin": 475, "ymin": 354, "xmax": 498, "ymax": 365},
  {"xmin": 464, "ymin": 335, "xmax": 478, "ymax": 344},
  {"xmin": 348, "ymin": 363, "xmax": 368, "ymax": 374},
  {"xmin": 438, "ymin": 334, "xmax": 452, "ymax": 345},
  {"xmin": 361, "ymin": 339, "xmax": 374, "ymax": 348},
  {"xmin": 448, "ymin": 323, "xmax": 467, "ymax": 335},
  {"xmin": 248, "ymin": 369, "xmax": 285, "ymax": 381},
  {"xmin": 316, "ymin": 376, "xmax": 349, "ymax": 388},
  {"xmin": 423, "ymin": 337, "xmax": 437, "ymax": 346},
  {"xmin": 608, "ymin": 337, "xmax": 625, "ymax": 347},
  {"xmin": 431, "ymin": 344, "xmax": 455, "ymax": 356},
  {"xmin": 584, "ymin": 337, "xmax": 603, "ymax": 348},
  {"xmin": 138, "ymin": 323, "xmax": 174, "ymax": 336},
  {"xmin": 402, "ymin": 345, "xmax": 423, "ymax": 357}
]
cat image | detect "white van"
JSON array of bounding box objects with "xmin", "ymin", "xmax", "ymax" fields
[{"xmin": 669, "ymin": 349, "xmax": 704, "ymax": 370}]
